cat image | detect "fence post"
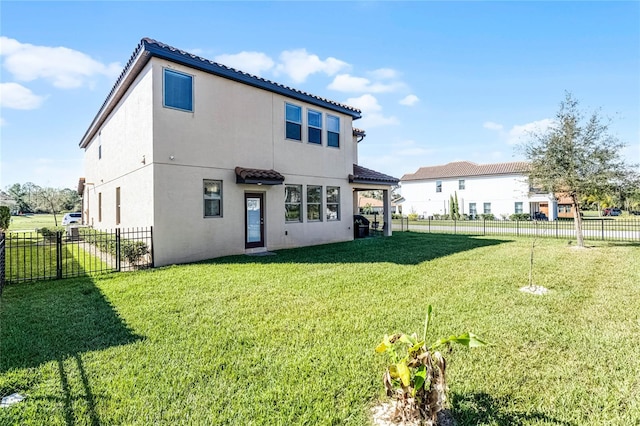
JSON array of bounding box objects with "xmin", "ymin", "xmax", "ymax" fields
[
  {"xmin": 56, "ymin": 231, "xmax": 63, "ymax": 279},
  {"xmin": 428, "ymin": 217, "xmax": 431, "ymax": 233},
  {"xmin": 601, "ymin": 219, "xmax": 605, "ymax": 241},
  {"xmin": 115, "ymin": 228, "xmax": 121, "ymax": 272},
  {"xmin": 150, "ymin": 226, "xmax": 154, "ymax": 268},
  {"xmin": 517, "ymin": 220, "xmax": 520, "ymax": 237},
  {"xmin": 0, "ymin": 233, "xmax": 5, "ymax": 295},
  {"xmin": 454, "ymin": 217, "xmax": 457, "ymax": 234},
  {"xmin": 483, "ymin": 218, "xmax": 486, "ymax": 236}
]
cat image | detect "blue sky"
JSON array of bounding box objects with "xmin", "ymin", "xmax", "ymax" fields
[{"xmin": 1, "ymin": 1, "xmax": 639, "ymax": 189}]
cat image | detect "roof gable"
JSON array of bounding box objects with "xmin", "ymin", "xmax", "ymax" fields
[{"xmin": 401, "ymin": 161, "xmax": 530, "ymax": 181}]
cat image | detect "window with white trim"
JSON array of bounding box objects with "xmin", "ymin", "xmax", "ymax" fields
[
  {"xmin": 484, "ymin": 203, "xmax": 491, "ymax": 214},
  {"xmin": 327, "ymin": 115, "xmax": 340, "ymax": 147},
  {"xmin": 286, "ymin": 104, "xmax": 302, "ymax": 141},
  {"xmin": 308, "ymin": 110, "xmax": 322, "ymax": 145},
  {"xmin": 326, "ymin": 186, "xmax": 340, "ymax": 220},
  {"xmin": 285, "ymin": 184, "xmax": 302, "ymax": 222},
  {"xmin": 436, "ymin": 180, "xmax": 442, "ymax": 193},
  {"xmin": 163, "ymin": 69, "xmax": 193, "ymax": 112},
  {"xmin": 307, "ymin": 185, "xmax": 322, "ymax": 221},
  {"xmin": 459, "ymin": 179, "xmax": 465, "ymax": 190},
  {"xmin": 469, "ymin": 203, "xmax": 477, "ymax": 216},
  {"xmin": 515, "ymin": 202, "xmax": 523, "ymax": 214},
  {"xmin": 203, "ymin": 180, "xmax": 222, "ymax": 217}
]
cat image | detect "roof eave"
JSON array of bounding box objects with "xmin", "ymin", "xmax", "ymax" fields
[{"xmin": 349, "ymin": 176, "xmax": 399, "ymax": 186}]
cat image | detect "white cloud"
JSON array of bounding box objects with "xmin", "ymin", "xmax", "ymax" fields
[
  {"xmin": 0, "ymin": 82, "xmax": 46, "ymax": 109},
  {"xmin": 483, "ymin": 121, "xmax": 504, "ymax": 131},
  {"xmin": 507, "ymin": 119, "xmax": 555, "ymax": 145},
  {"xmin": 328, "ymin": 74, "xmax": 403, "ymax": 93},
  {"xmin": 0, "ymin": 36, "xmax": 121, "ymax": 89},
  {"xmin": 346, "ymin": 94, "xmax": 399, "ymax": 128},
  {"xmin": 0, "ymin": 117, "xmax": 5, "ymax": 126},
  {"xmin": 399, "ymin": 94, "xmax": 419, "ymax": 106},
  {"xmin": 368, "ymin": 68, "xmax": 399, "ymax": 80},
  {"xmin": 274, "ymin": 49, "xmax": 349, "ymax": 83},
  {"xmin": 214, "ymin": 51, "xmax": 274, "ymax": 76}
]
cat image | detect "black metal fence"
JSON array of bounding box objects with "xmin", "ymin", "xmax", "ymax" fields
[
  {"xmin": 391, "ymin": 218, "xmax": 640, "ymax": 242},
  {"xmin": 2, "ymin": 227, "xmax": 153, "ymax": 285},
  {"xmin": 0, "ymin": 233, "xmax": 5, "ymax": 295}
]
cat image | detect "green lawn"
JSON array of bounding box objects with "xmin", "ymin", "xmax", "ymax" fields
[
  {"xmin": 1, "ymin": 233, "xmax": 639, "ymax": 425},
  {"xmin": 7, "ymin": 214, "xmax": 60, "ymax": 231}
]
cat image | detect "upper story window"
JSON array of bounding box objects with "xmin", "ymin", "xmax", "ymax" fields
[
  {"xmin": 484, "ymin": 202, "xmax": 492, "ymax": 214},
  {"xmin": 515, "ymin": 202, "xmax": 523, "ymax": 214},
  {"xmin": 285, "ymin": 184, "xmax": 302, "ymax": 222},
  {"xmin": 458, "ymin": 179, "xmax": 465, "ymax": 190},
  {"xmin": 327, "ymin": 115, "xmax": 340, "ymax": 148},
  {"xmin": 163, "ymin": 69, "xmax": 193, "ymax": 112},
  {"xmin": 308, "ymin": 110, "xmax": 322, "ymax": 144},
  {"xmin": 204, "ymin": 180, "xmax": 222, "ymax": 217},
  {"xmin": 286, "ymin": 104, "xmax": 302, "ymax": 141},
  {"xmin": 436, "ymin": 180, "xmax": 442, "ymax": 193}
]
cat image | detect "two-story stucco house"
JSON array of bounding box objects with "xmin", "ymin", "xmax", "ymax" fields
[
  {"xmin": 79, "ymin": 38, "xmax": 398, "ymax": 266},
  {"xmin": 400, "ymin": 161, "xmax": 556, "ymax": 220}
]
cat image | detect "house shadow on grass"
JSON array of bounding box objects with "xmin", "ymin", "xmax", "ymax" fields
[
  {"xmin": 208, "ymin": 233, "xmax": 512, "ymax": 266},
  {"xmin": 1, "ymin": 276, "xmax": 142, "ymax": 425},
  {"xmin": 451, "ymin": 391, "xmax": 575, "ymax": 426}
]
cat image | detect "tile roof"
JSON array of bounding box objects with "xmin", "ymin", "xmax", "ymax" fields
[
  {"xmin": 350, "ymin": 164, "xmax": 400, "ymax": 185},
  {"xmin": 235, "ymin": 167, "xmax": 285, "ymax": 185},
  {"xmin": 401, "ymin": 161, "xmax": 530, "ymax": 181},
  {"xmin": 80, "ymin": 38, "xmax": 361, "ymax": 149}
]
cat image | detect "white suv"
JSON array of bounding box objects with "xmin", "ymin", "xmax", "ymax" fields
[{"xmin": 62, "ymin": 212, "xmax": 82, "ymax": 226}]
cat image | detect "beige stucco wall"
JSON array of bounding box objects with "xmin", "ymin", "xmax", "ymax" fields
[
  {"xmin": 82, "ymin": 64, "xmax": 154, "ymax": 228},
  {"xmin": 148, "ymin": 58, "xmax": 357, "ymax": 266}
]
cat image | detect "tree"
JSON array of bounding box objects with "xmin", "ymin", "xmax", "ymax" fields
[
  {"xmin": 6, "ymin": 183, "xmax": 30, "ymax": 213},
  {"xmin": 521, "ymin": 92, "xmax": 637, "ymax": 247},
  {"xmin": 35, "ymin": 187, "xmax": 66, "ymax": 226},
  {"xmin": 448, "ymin": 192, "xmax": 460, "ymax": 219}
]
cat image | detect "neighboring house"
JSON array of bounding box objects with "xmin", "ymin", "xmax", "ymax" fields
[
  {"xmin": 358, "ymin": 196, "xmax": 400, "ymax": 215},
  {"xmin": 556, "ymin": 194, "xmax": 580, "ymax": 219},
  {"xmin": 400, "ymin": 161, "xmax": 556, "ymax": 220},
  {"xmin": 79, "ymin": 38, "xmax": 398, "ymax": 266}
]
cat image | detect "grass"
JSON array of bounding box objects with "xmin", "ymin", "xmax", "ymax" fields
[
  {"xmin": 7, "ymin": 214, "xmax": 60, "ymax": 231},
  {"xmin": 1, "ymin": 233, "xmax": 639, "ymax": 425},
  {"xmin": 4, "ymin": 236, "xmax": 111, "ymax": 283}
]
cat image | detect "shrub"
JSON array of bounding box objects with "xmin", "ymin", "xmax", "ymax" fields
[
  {"xmin": 510, "ymin": 213, "xmax": 531, "ymax": 221},
  {"xmin": 0, "ymin": 206, "xmax": 10, "ymax": 231},
  {"xmin": 376, "ymin": 306, "xmax": 486, "ymax": 424},
  {"xmin": 78, "ymin": 229, "xmax": 149, "ymax": 265},
  {"xmin": 407, "ymin": 213, "xmax": 418, "ymax": 221},
  {"xmin": 480, "ymin": 213, "xmax": 495, "ymax": 220},
  {"xmin": 122, "ymin": 240, "xmax": 150, "ymax": 265},
  {"xmin": 392, "ymin": 213, "xmax": 403, "ymax": 220},
  {"xmin": 38, "ymin": 227, "xmax": 65, "ymax": 241}
]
